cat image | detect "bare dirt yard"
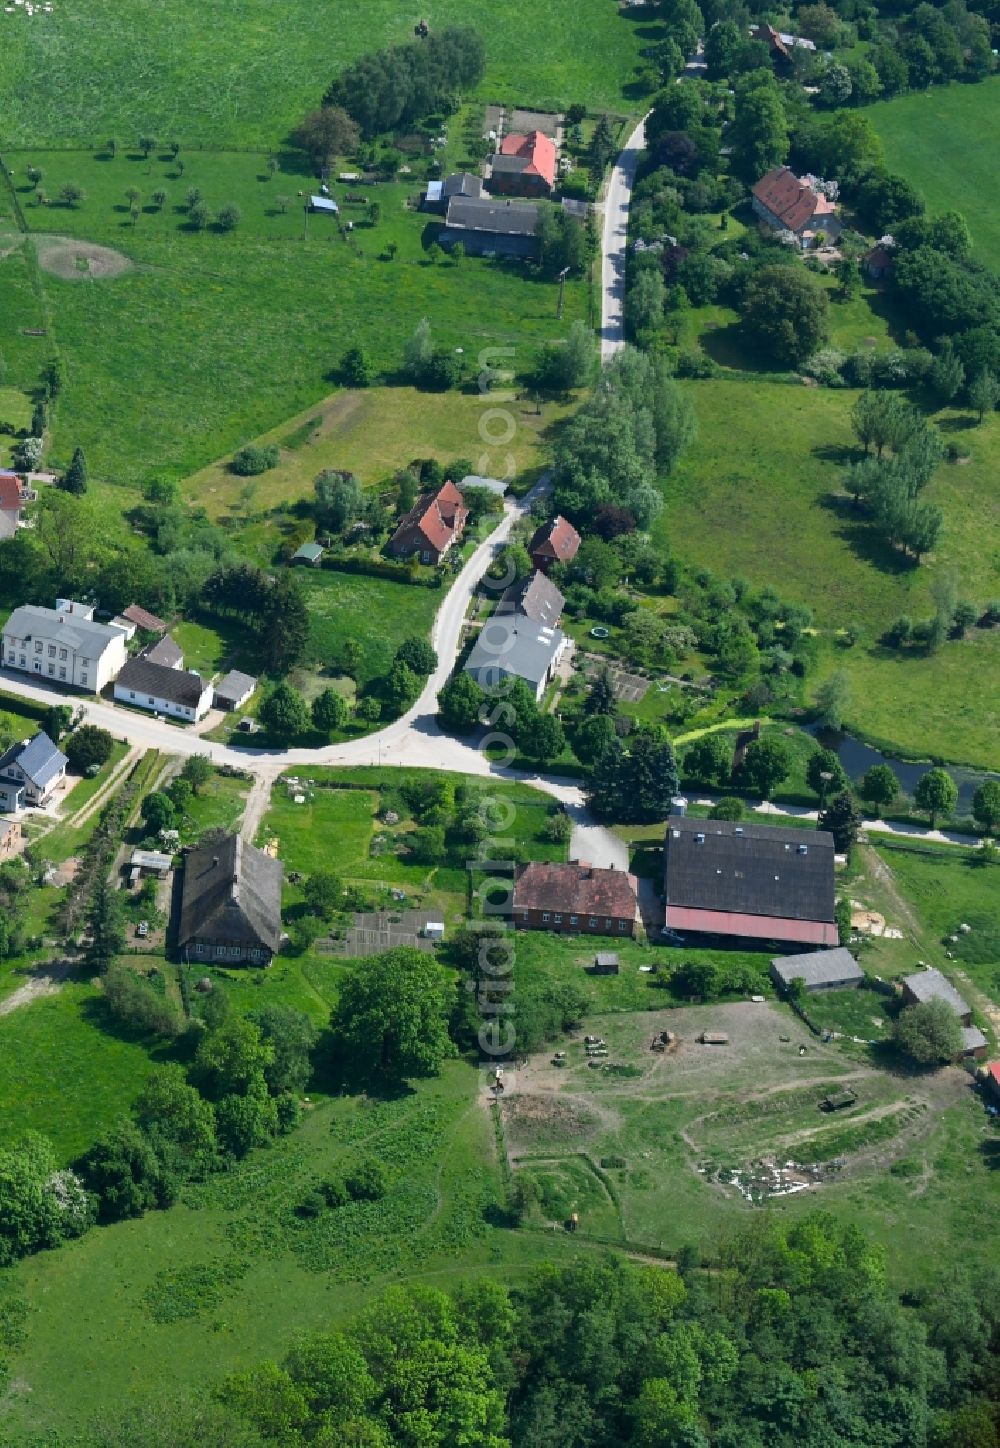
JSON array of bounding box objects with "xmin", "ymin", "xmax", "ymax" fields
[
  {"xmin": 32, "ymin": 233, "xmax": 133, "ymax": 280},
  {"xmin": 501, "ymin": 1000, "xmax": 975, "ymax": 1243}
]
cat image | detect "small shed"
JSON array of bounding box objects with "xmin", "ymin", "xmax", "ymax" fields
[
  {"xmin": 130, "ymin": 848, "xmax": 172, "ymax": 879},
  {"xmin": 422, "ymin": 921, "xmax": 445, "ymax": 940},
  {"xmin": 309, "ymin": 195, "xmax": 339, "ymax": 215},
  {"xmin": 770, "ymin": 947, "xmax": 864, "ymax": 995},
  {"xmin": 214, "ymin": 670, "xmax": 257, "ymax": 711},
  {"xmin": 291, "ymin": 541, "xmax": 325, "ymax": 567},
  {"xmin": 423, "ymin": 180, "xmax": 444, "ymax": 211},
  {"xmin": 961, "ymin": 1026, "xmax": 988, "ymax": 1061},
  {"xmin": 590, "ymin": 952, "xmax": 620, "ymax": 975},
  {"xmin": 698, "ymin": 1031, "xmax": 729, "ymax": 1045}
]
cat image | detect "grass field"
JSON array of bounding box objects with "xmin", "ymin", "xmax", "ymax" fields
[
  {"xmin": 0, "ymin": 0, "xmax": 649, "ymax": 149},
  {"xmin": 860, "ymin": 839, "xmax": 1000, "ymax": 1012},
  {"xmin": 661, "ymin": 377, "xmax": 1000, "ymax": 767},
  {"xmin": 183, "ymin": 385, "xmax": 567, "ymax": 518},
  {"xmin": 1, "ymin": 1062, "xmax": 584, "ymax": 1438},
  {"xmin": 869, "ymin": 77, "xmax": 1000, "ymax": 273},
  {"xmin": 0, "ymin": 145, "xmax": 589, "ymax": 488},
  {"xmin": 0, "ymin": 982, "xmax": 169, "ymax": 1160}
]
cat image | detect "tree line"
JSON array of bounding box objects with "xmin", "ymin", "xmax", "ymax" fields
[{"xmin": 68, "ymin": 1214, "xmax": 1000, "ymax": 1446}]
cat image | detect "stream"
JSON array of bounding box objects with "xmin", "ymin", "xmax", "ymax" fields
[{"xmin": 810, "ymin": 727, "xmax": 998, "ymax": 813}]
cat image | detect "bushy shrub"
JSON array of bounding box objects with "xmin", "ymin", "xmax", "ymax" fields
[{"xmin": 230, "ymin": 444, "xmax": 280, "ymax": 476}]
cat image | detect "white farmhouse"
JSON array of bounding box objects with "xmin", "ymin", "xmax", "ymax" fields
[
  {"xmin": 2, "ymin": 599, "xmax": 128, "ymax": 692},
  {"xmin": 114, "ymin": 655, "xmax": 213, "ymax": 723}
]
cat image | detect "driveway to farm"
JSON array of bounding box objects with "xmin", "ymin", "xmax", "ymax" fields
[
  {"xmin": 599, "ymin": 113, "xmax": 649, "ymax": 360},
  {"xmin": 567, "ymin": 813, "xmax": 630, "ymax": 871}
]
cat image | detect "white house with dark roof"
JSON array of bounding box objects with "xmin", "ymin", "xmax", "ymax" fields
[
  {"xmin": 464, "ymin": 570, "xmax": 568, "ymax": 701},
  {"xmin": 0, "ymin": 732, "xmax": 68, "ymax": 812},
  {"xmin": 2, "ymin": 600, "xmax": 127, "ymax": 692},
  {"xmin": 114, "ymin": 656, "xmax": 213, "ymax": 722}
]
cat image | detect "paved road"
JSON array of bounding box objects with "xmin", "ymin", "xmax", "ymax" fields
[
  {"xmin": 600, "ymin": 114, "xmax": 649, "ymax": 361},
  {"xmin": 0, "ymin": 472, "xmax": 586, "ymax": 809}
]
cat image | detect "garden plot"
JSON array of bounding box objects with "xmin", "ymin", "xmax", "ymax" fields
[
  {"xmin": 579, "ymin": 652, "xmax": 649, "ymax": 703},
  {"xmin": 336, "ymin": 910, "xmax": 440, "ymax": 958}
]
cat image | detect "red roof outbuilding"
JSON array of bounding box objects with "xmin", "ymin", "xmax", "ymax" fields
[
  {"xmin": 529, "ymin": 515, "xmax": 581, "ymax": 573},
  {"xmin": 0, "ymin": 473, "xmax": 25, "ymax": 511}
]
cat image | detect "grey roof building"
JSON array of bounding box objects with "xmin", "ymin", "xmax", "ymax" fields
[
  {"xmin": 140, "ymin": 634, "xmax": 183, "ymax": 669},
  {"xmin": 114, "ymin": 657, "xmax": 213, "ymax": 721},
  {"xmin": 443, "ymin": 172, "xmax": 484, "ymax": 201},
  {"xmin": 0, "ymin": 731, "xmax": 68, "ymax": 809},
  {"xmin": 178, "ymin": 834, "xmax": 283, "ymax": 965},
  {"xmin": 291, "ymin": 541, "xmax": 325, "ymax": 566},
  {"xmin": 901, "ymin": 967, "xmax": 972, "ymax": 1025},
  {"xmin": 770, "ymin": 946, "xmax": 864, "ymax": 994},
  {"xmin": 664, "ymin": 817, "xmax": 838, "ymax": 947},
  {"xmin": 440, "ymin": 197, "xmax": 540, "ymax": 259},
  {"xmin": 214, "ymin": 670, "xmax": 257, "ymax": 711},
  {"xmin": 500, "ymin": 571, "xmax": 565, "ymax": 628},
  {"xmin": 464, "ymin": 613, "xmax": 566, "ymax": 702}
]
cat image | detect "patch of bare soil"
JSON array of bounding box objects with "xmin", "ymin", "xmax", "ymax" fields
[
  {"xmin": 502, "ymin": 1092, "xmax": 610, "ymax": 1150},
  {"xmin": 0, "ymin": 232, "xmax": 25, "ymax": 260},
  {"xmin": 33, "ymin": 234, "xmax": 132, "ymax": 280}
]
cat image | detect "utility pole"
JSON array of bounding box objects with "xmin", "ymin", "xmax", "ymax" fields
[{"xmin": 556, "ymin": 266, "xmax": 570, "ymax": 319}]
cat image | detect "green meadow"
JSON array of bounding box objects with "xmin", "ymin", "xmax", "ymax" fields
[
  {"xmin": 869, "ymin": 77, "xmax": 1000, "ymax": 273},
  {"xmin": 659, "ymin": 377, "xmax": 1000, "ymax": 767},
  {"xmin": 0, "ymin": 0, "xmax": 648, "ymax": 148}
]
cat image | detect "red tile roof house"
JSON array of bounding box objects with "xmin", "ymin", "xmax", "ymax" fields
[
  {"xmin": 386, "ymin": 480, "xmax": 469, "ymax": 565},
  {"xmin": 750, "ymin": 167, "xmax": 842, "ymax": 249},
  {"xmin": 529, "ymin": 515, "xmax": 581, "ymax": 574},
  {"xmin": 0, "ymin": 472, "xmax": 36, "ymax": 541},
  {"xmin": 513, "ymin": 861, "xmax": 641, "ymax": 938},
  {"xmin": 488, "ymin": 131, "xmax": 557, "ymax": 198}
]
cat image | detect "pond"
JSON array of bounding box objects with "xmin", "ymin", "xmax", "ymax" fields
[{"xmin": 809, "ymin": 726, "xmax": 997, "ymax": 813}]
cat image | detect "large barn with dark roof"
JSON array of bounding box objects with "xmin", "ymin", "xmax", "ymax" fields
[
  {"xmin": 663, "ymin": 816, "xmax": 837, "ymax": 947},
  {"xmin": 178, "ymin": 834, "xmax": 283, "ymax": 965}
]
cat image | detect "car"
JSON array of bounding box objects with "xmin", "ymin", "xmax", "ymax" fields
[{"xmin": 136, "ymin": 921, "xmax": 149, "ymax": 938}]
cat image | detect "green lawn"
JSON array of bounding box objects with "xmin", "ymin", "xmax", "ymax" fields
[
  {"xmin": 869, "ymin": 77, "xmax": 1000, "ymax": 273},
  {"xmin": 1, "ymin": 1062, "xmax": 583, "ymax": 1439},
  {"xmin": 296, "ymin": 570, "xmax": 442, "ymax": 686},
  {"xmin": 0, "ymin": 982, "xmax": 168, "ymax": 1161},
  {"xmin": 0, "ymin": 0, "xmax": 648, "ymax": 149},
  {"xmin": 864, "ymin": 839, "xmax": 1000, "ymax": 1009},
  {"xmin": 661, "ymin": 377, "xmax": 1000, "ymax": 768},
  {"xmin": 0, "ymin": 385, "xmax": 32, "ymax": 470}
]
